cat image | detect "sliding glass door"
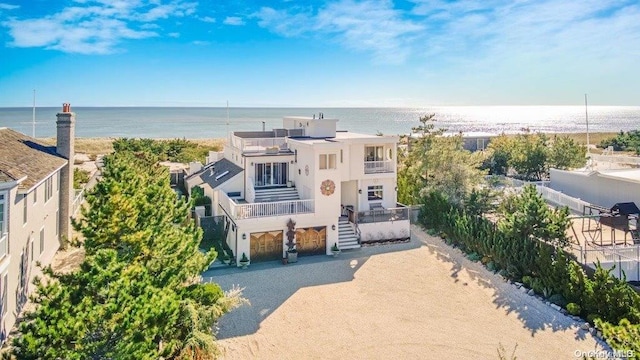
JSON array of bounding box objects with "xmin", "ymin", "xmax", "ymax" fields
[{"xmin": 255, "ymin": 162, "xmax": 288, "ymax": 187}]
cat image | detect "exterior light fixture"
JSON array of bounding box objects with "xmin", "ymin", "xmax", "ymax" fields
[
  {"xmin": 358, "ymin": 189, "xmax": 362, "ymax": 194},
  {"xmin": 242, "ymin": 233, "xmax": 247, "ymax": 240},
  {"xmin": 331, "ymin": 224, "xmax": 336, "ymax": 231}
]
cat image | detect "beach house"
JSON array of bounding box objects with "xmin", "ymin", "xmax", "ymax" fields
[
  {"xmin": 0, "ymin": 104, "xmax": 76, "ymax": 343},
  {"xmin": 186, "ymin": 115, "xmax": 410, "ymax": 264}
]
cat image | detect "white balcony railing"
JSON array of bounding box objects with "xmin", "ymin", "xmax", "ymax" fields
[
  {"xmin": 218, "ymin": 192, "xmax": 314, "ymax": 220},
  {"xmin": 0, "ymin": 233, "xmax": 7, "ymax": 259},
  {"xmin": 235, "ymin": 199, "xmax": 314, "ymax": 220},
  {"xmin": 364, "ymin": 160, "xmax": 394, "ymax": 174},
  {"xmin": 230, "ymin": 136, "xmax": 288, "ymax": 154}
]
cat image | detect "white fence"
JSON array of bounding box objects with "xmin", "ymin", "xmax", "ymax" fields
[
  {"xmin": 72, "ymin": 188, "xmax": 85, "ymax": 216},
  {"xmin": 535, "ymin": 186, "xmax": 590, "ymax": 214},
  {"xmin": 578, "ymin": 244, "xmax": 640, "ymax": 281}
]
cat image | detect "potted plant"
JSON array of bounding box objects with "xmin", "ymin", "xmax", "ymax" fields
[
  {"xmin": 331, "ymin": 243, "xmax": 341, "ymax": 257},
  {"xmin": 286, "ymin": 218, "xmax": 298, "ymax": 263},
  {"xmin": 222, "ymin": 254, "xmax": 231, "ymax": 265},
  {"xmin": 239, "ymin": 253, "xmax": 250, "ymax": 269}
]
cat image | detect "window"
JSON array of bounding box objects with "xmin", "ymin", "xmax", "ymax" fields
[
  {"xmin": 40, "ymin": 228, "xmax": 45, "ymax": 255},
  {"xmin": 29, "ymin": 235, "xmax": 34, "ymax": 263},
  {"xmin": 365, "ymin": 146, "xmax": 384, "ymax": 162},
  {"xmin": 56, "ymin": 210, "xmax": 59, "ymax": 236},
  {"xmin": 33, "ymin": 187, "xmax": 37, "ymax": 204},
  {"xmin": 319, "ymin": 154, "xmax": 336, "ymax": 170},
  {"xmin": 340, "ymin": 149, "xmax": 343, "ymax": 163},
  {"xmin": 0, "ymin": 193, "xmax": 5, "ymax": 233},
  {"xmin": 23, "ymin": 195, "xmax": 27, "ymax": 225},
  {"xmin": 368, "ymin": 185, "xmax": 383, "ymax": 201},
  {"xmin": 45, "ymin": 176, "xmax": 53, "ymax": 202}
]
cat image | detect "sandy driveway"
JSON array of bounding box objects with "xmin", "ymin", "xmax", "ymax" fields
[{"xmin": 205, "ymin": 225, "xmax": 605, "ymax": 360}]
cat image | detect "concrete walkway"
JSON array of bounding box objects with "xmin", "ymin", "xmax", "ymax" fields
[{"xmin": 208, "ymin": 225, "xmax": 606, "ymax": 360}]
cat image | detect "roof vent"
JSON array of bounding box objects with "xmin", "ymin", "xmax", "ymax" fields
[{"xmin": 215, "ymin": 170, "xmax": 229, "ymax": 180}]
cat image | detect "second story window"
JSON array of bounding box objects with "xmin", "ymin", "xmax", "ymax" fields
[
  {"xmin": 319, "ymin": 154, "xmax": 336, "ymax": 170},
  {"xmin": 23, "ymin": 195, "xmax": 27, "ymax": 225},
  {"xmin": 365, "ymin": 146, "xmax": 384, "ymax": 162},
  {"xmin": 45, "ymin": 176, "xmax": 53, "ymax": 202},
  {"xmin": 0, "ymin": 194, "xmax": 5, "ymax": 233},
  {"xmin": 33, "ymin": 188, "xmax": 37, "ymax": 204}
]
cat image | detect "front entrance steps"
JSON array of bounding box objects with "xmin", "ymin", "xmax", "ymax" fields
[{"xmin": 338, "ymin": 218, "xmax": 360, "ymax": 250}]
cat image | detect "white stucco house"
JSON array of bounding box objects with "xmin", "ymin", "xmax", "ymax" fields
[
  {"xmin": 186, "ymin": 115, "xmax": 410, "ymax": 264},
  {"xmin": 0, "ymin": 104, "xmax": 76, "ymax": 344}
]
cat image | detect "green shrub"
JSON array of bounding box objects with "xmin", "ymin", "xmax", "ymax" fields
[
  {"xmin": 596, "ymin": 318, "xmax": 640, "ymax": 359},
  {"xmin": 487, "ymin": 261, "xmax": 498, "ymax": 273},
  {"xmin": 467, "ymin": 252, "xmax": 481, "ymax": 262},
  {"xmin": 566, "ymin": 303, "xmax": 581, "ymax": 316},
  {"xmin": 548, "ymin": 294, "xmax": 567, "ymax": 308},
  {"xmin": 587, "ymin": 314, "xmax": 600, "ymax": 325},
  {"xmin": 73, "ymin": 168, "xmax": 91, "ymax": 189},
  {"xmin": 182, "ymin": 283, "xmax": 224, "ymax": 306},
  {"xmin": 521, "ymin": 275, "xmax": 533, "ymax": 288}
]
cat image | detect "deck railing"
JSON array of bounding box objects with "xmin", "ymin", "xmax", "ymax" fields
[
  {"xmin": 72, "ymin": 188, "xmax": 85, "ymax": 216},
  {"xmin": 364, "ymin": 160, "xmax": 394, "ymax": 174},
  {"xmin": 219, "ymin": 191, "xmax": 314, "ymax": 220},
  {"xmin": 235, "ymin": 199, "xmax": 314, "ymax": 220},
  {"xmin": 230, "ymin": 135, "xmax": 288, "ymax": 154},
  {"xmin": 357, "ymin": 204, "xmax": 410, "ymax": 224},
  {"xmin": 0, "ymin": 233, "xmax": 7, "ymax": 260}
]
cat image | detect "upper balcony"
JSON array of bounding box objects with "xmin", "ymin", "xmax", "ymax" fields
[
  {"xmin": 364, "ymin": 160, "xmax": 394, "ymax": 174},
  {"xmin": 218, "ymin": 189, "xmax": 314, "ymax": 221},
  {"xmin": 229, "ymin": 129, "xmax": 304, "ymax": 155}
]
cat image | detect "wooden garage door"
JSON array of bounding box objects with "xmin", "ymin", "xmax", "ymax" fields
[
  {"xmin": 295, "ymin": 226, "xmax": 326, "ymax": 256},
  {"xmin": 250, "ymin": 231, "xmax": 283, "ymax": 262}
]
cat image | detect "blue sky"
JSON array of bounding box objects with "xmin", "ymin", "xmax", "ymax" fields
[{"xmin": 0, "ymin": 0, "xmax": 639, "ymax": 107}]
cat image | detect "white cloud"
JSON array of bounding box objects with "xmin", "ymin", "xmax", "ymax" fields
[
  {"xmin": 192, "ymin": 40, "xmax": 210, "ymax": 45},
  {"xmin": 199, "ymin": 16, "xmax": 215, "ymax": 23},
  {"xmin": 255, "ymin": 1, "xmax": 424, "ymax": 64},
  {"xmin": 223, "ymin": 16, "xmax": 245, "ymax": 26},
  {"xmin": 168, "ymin": 32, "xmax": 179, "ymax": 38},
  {"xmin": 0, "ymin": 3, "xmax": 19, "ymax": 10},
  {"xmin": 1, "ymin": 0, "xmax": 198, "ymax": 54}
]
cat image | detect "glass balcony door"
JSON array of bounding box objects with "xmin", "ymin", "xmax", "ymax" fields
[{"xmin": 255, "ymin": 162, "xmax": 288, "ymax": 187}]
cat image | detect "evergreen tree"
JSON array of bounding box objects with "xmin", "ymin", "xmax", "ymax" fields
[{"xmin": 13, "ymin": 150, "xmax": 244, "ymax": 359}]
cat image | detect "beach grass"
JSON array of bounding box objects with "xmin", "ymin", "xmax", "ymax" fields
[{"xmin": 39, "ymin": 137, "xmax": 226, "ymax": 157}]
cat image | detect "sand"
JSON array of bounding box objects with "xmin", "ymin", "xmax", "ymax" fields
[{"xmin": 207, "ymin": 225, "xmax": 606, "ymax": 360}]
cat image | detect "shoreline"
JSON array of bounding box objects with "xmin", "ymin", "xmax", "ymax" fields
[{"xmin": 37, "ymin": 132, "xmax": 620, "ymax": 157}]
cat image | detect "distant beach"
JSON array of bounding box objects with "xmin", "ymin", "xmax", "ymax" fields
[{"xmin": 0, "ymin": 106, "xmax": 638, "ymax": 139}]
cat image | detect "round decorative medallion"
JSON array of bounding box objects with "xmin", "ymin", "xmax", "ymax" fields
[
  {"xmin": 320, "ymin": 179, "xmax": 336, "ymax": 196},
  {"xmin": 305, "ymin": 165, "xmax": 309, "ymax": 176}
]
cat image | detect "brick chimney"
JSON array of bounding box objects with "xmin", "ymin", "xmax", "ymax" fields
[{"xmin": 56, "ymin": 103, "xmax": 75, "ymax": 248}]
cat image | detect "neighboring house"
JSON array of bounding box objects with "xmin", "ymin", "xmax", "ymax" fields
[
  {"xmin": 550, "ymin": 168, "xmax": 640, "ymax": 208},
  {"xmin": 0, "ymin": 104, "xmax": 75, "ymax": 344},
  {"xmin": 443, "ymin": 132, "xmax": 497, "ymax": 152},
  {"xmin": 186, "ymin": 115, "xmax": 411, "ymax": 265}
]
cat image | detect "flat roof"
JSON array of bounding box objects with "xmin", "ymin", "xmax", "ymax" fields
[{"xmin": 598, "ymin": 168, "xmax": 640, "ymax": 183}]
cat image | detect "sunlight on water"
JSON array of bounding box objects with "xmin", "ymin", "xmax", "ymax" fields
[{"xmin": 0, "ymin": 106, "xmax": 637, "ymax": 138}]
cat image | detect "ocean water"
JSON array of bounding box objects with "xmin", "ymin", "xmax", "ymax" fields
[{"xmin": 0, "ymin": 106, "xmax": 638, "ymax": 139}]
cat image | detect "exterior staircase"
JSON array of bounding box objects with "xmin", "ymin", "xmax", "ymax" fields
[
  {"xmin": 338, "ymin": 218, "xmax": 360, "ymax": 250},
  {"xmin": 254, "ymin": 186, "xmax": 300, "ymax": 202}
]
